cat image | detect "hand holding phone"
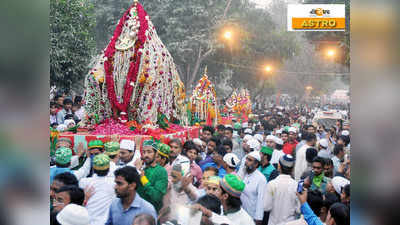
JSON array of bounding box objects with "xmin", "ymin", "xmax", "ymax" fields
[{"xmin": 297, "ymin": 180, "xmax": 304, "ymax": 193}]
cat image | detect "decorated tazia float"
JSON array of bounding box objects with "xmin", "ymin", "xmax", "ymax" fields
[
  {"xmin": 222, "ymin": 88, "xmax": 252, "ymax": 124},
  {"xmin": 52, "ymin": 1, "xmax": 199, "ymax": 154},
  {"xmin": 188, "ymin": 67, "xmax": 219, "ymax": 126}
]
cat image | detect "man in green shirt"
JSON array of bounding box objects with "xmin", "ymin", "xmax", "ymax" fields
[
  {"xmin": 259, "ymin": 146, "xmax": 276, "ymax": 182},
  {"xmin": 136, "ymin": 140, "xmax": 168, "ymax": 212}
]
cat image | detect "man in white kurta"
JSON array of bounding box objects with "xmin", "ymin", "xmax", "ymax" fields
[
  {"xmin": 238, "ymin": 151, "xmax": 266, "ymax": 224},
  {"xmin": 294, "ymin": 133, "xmax": 316, "ymax": 181},
  {"xmin": 264, "ymin": 154, "xmax": 300, "ymax": 225},
  {"xmin": 79, "ymin": 154, "xmax": 116, "ymax": 225}
]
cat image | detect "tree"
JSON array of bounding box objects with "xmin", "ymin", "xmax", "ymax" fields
[
  {"xmin": 50, "ymin": 0, "xmax": 96, "ymax": 91},
  {"xmin": 86, "ymin": 0, "xmax": 299, "ymax": 99}
]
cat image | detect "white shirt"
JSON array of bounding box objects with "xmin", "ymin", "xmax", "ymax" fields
[
  {"xmin": 79, "ymin": 175, "xmax": 116, "ymax": 225},
  {"xmin": 264, "ymin": 174, "xmax": 300, "ymax": 225},
  {"xmin": 271, "ymin": 149, "xmax": 284, "ymax": 165},
  {"xmin": 294, "ymin": 144, "xmax": 310, "ymax": 181},
  {"xmin": 50, "ymin": 114, "xmax": 57, "ymax": 124},
  {"xmin": 285, "ymin": 216, "xmax": 308, "ymax": 225},
  {"xmin": 75, "ymin": 107, "xmax": 85, "ymax": 120},
  {"xmin": 110, "ymin": 149, "xmax": 141, "ymax": 172},
  {"xmin": 238, "ymin": 169, "xmax": 266, "ymax": 221},
  {"xmin": 210, "ymin": 208, "xmax": 255, "ymax": 225}
]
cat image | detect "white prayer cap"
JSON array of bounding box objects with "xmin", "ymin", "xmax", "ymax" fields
[
  {"xmin": 276, "ymin": 129, "xmax": 282, "ymax": 134},
  {"xmin": 332, "ymin": 176, "xmax": 350, "ymax": 195},
  {"xmin": 193, "ymin": 138, "xmax": 203, "ymax": 146},
  {"xmin": 247, "ymin": 138, "xmax": 261, "ymax": 151},
  {"xmin": 223, "ymin": 153, "xmax": 240, "ymax": 168},
  {"xmin": 57, "ymin": 124, "xmax": 67, "ymax": 132},
  {"xmin": 57, "ymin": 204, "xmax": 90, "ymax": 225},
  {"xmin": 253, "ymin": 134, "xmax": 264, "ymax": 143},
  {"xmin": 319, "ymin": 139, "xmax": 329, "ymax": 148},
  {"xmin": 64, "ymin": 119, "xmax": 75, "ymax": 126},
  {"xmin": 288, "ymin": 127, "xmax": 297, "ymax": 133},
  {"xmin": 266, "ymin": 135, "xmax": 275, "ymax": 141},
  {"xmin": 242, "ymin": 122, "xmax": 249, "ymax": 128},
  {"xmin": 120, "ymin": 139, "xmax": 135, "ymax": 151},
  {"xmin": 341, "ymin": 130, "xmax": 350, "ymax": 136},
  {"xmin": 247, "ymin": 151, "xmax": 261, "ymax": 162},
  {"xmin": 243, "ymin": 134, "xmax": 253, "ymax": 143},
  {"xmin": 244, "ymin": 128, "xmax": 253, "ymax": 135},
  {"xmin": 274, "ymin": 137, "xmax": 283, "ymax": 145}
]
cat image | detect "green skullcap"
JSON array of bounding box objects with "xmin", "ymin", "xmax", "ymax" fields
[
  {"xmin": 104, "ymin": 141, "xmax": 120, "ymax": 156},
  {"xmin": 158, "ymin": 143, "xmax": 170, "ymax": 158},
  {"xmin": 143, "ymin": 140, "xmax": 159, "ymax": 151},
  {"xmin": 220, "ymin": 174, "xmax": 245, "ymax": 198},
  {"xmin": 93, "ymin": 154, "xmax": 110, "ymax": 170},
  {"xmin": 233, "ymin": 122, "xmax": 242, "ymax": 130},
  {"xmin": 55, "ymin": 147, "xmax": 72, "ymax": 165},
  {"xmin": 88, "ymin": 140, "xmax": 104, "ymax": 150},
  {"xmin": 260, "ymin": 146, "xmax": 273, "ymax": 156}
]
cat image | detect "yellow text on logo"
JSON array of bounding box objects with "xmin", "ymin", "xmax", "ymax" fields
[{"xmin": 292, "ymin": 18, "xmax": 345, "ymax": 30}]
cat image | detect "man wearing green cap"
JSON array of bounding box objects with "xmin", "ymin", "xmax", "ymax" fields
[
  {"xmin": 87, "ymin": 140, "xmax": 105, "ymax": 177},
  {"xmin": 259, "ymin": 146, "xmax": 277, "ymax": 182},
  {"xmin": 213, "ymin": 174, "xmax": 255, "ymax": 225},
  {"xmin": 104, "ymin": 141, "xmax": 120, "ymax": 164},
  {"xmin": 50, "ymin": 147, "xmax": 91, "ymax": 183},
  {"xmin": 135, "ymin": 140, "xmax": 168, "ymax": 212},
  {"xmin": 88, "ymin": 140, "xmax": 105, "ymax": 156},
  {"xmin": 156, "ymin": 143, "xmax": 170, "ymax": 167},
  {"xmin": 191, "ymin": 174, "xmax": 255, "ymax": 225},
  {"xmin": 79, "ymin": 154, "xmax": 115, "ymax": 225}
]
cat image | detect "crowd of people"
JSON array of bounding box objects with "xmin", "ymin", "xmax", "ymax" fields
[
  {"xmin": 50, "ymin": 93, "xmax": 85, "ymax": 131},
  {"xmin": 50, "ymin": 98, "xmax": 351, "ymax": 225}
]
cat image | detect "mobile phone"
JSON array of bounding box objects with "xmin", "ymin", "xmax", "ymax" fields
[{"xmin": 297, "ymin": 180, "xmax": 304, "ymax": 193}]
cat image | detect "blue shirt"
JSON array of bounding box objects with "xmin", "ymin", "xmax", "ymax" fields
[
  {"xmin": 300, "ymin": 202, "xmax": 324, "ymax": 225},
  {"xmin": 50, "ymin": 167, "xmax": 72, "ymax": 184},
  {"xmin": 105, "ymin": 194, "xmax": 157, "ymax": 225},
  {"xmin": 199, "ymin": 154, "xmax": 214, "ymax": 170},
  {"xmin": 201, "ymin": 162, "xmax": 226, "ymax": 178}
]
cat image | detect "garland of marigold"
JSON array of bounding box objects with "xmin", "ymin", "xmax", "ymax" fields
[{"xmin": 104, "ymin": 2, "xmax": 149, "ymax": 120}]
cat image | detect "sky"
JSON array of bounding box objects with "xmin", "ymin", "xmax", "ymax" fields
[{"xmin": 250, "ymin": 0, "xmax": 301, "ymax": 8}]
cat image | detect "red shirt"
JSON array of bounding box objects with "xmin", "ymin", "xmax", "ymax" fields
[{"xmin": 283, "ymin": 140, "xmax": 298, "ymax": 155}]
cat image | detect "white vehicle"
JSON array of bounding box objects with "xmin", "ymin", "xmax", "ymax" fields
[{"xmin": 313, "ymin": 110, "xmax": 345, "ymax": 128}]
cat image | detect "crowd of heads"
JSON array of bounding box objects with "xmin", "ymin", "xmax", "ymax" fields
[{"xmin": 50, "ymin": 102, "xmax": 350, "ymax": 225}]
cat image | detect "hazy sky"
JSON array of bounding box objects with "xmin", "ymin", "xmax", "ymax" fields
[{"xmin": 251, "ymin": 0, "xmax": 301, "ymax": 8}]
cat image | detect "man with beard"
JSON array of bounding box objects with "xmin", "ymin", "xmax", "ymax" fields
[
  {"xmin": 304, "ymin": 156, "xmax": 331, "ymax": 195},
  {"xmin": 115, "ymin": 139, "xmax": 141, "ymax": 169},
  {"xmin": 158, "ymin": 163, "xmax": 198, "ymax": 224},
  {"xmin": 105, "ymin": 166, "xmax": 156, "ymax": 225},
  {"xmin": 135, "ymin": 140, "xmax": 168, "ymax": 212},
  {"xmin": 258, "ymin": 146, "xmax": 276, "ymax": 182},
  {"xmin": 238, "ymin": 151, "xmax": 266, "ymax": 225}
]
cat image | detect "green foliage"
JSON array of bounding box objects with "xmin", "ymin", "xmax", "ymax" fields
[{"xmin": 50, "ymin": 0, "xmax": 96, "ymax": 91}]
